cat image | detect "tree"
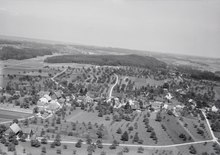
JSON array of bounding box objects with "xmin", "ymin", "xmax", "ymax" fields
[
  {"xmin": 100, "ymin": 151, "xmax": 106, "ymax": 155},
  {"xmin": 86, "ymin": 135, "xmax": 92, "ymax": 144},
  {"xmin": 8, "ymin": 143, "xmax": 15, "ymax": 152},
  {"xmin": 56, "ymin": 149, "xmax": 61, "ymax": 154},
  {"xmin": 96, "ymin": 129, "xmax": 104, "ymax": 139},
  {"xmin": 123, "ymin": 147, "xmax": 129, "ymax": 153},
  {"xmin": 31, "ymin": 139, "xmax": 41, "ymax": 147},
  {"xmin": 133, "ymin": 132, "xmax": 139, "ymax": 143},
  {"xmin": 137, "ymin": 147, "xmax": 144, "ymax": 153},
  {"xmin": 13, "ymin": 119, "xmax": 19, "ymax": 124},
  {"xmin": 155, "ymin": 112, "xmax": 162, "ymax": 122},
  {"xmin": 128, "ymin": 126, "xmax": 133, "ymax": 131},
  {"xmin": 54, "ymin": 134, "xmax": 61, "ymax": 146},
  {"xmin": 41, "ymin": 147, "xmax": 46, "ymax": 153},
  {"xmin": 189, "ymin": 145, "xmax": 197, "ymax": 154},
  {"xmin": 33, "ymin": 107, "xmax": 39, "ymax": 113},
  {"xmin": 121, "ymin": 131, "xmax": 129, "ymax": 141},
  {"xmin": 87, "ymin": 144, "xmax": 96, "ymax": 155},
  {"xmin": 96, "ymin": 140, "xmax": 103, "ymax": 149},
  {"xmin": 0, "ymin": 125, "xmax": 7, "ymax": 138},
  {"xmin": 116, "ymin": 128, "xmax": 122, "ymax": 134},
  {"xmin": 41, "ymin": 137, "xmax": 48, "ymax": 144},
  {"xmin": 75, "ymin": 139, "xmax": 82, "ymax": 148}
]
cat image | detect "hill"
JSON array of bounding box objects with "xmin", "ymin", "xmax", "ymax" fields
[
  {"xmin": 44, "ymin": 54, "xmax": 167, "ymax": 70},
  {"xmin": 0, "ymin": 46, "xmax": 53, "ymax": 60}
]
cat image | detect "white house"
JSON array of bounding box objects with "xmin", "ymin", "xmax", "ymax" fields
[
  {"xmin": 10, "ymin": 123, "xmax": 21, "ymax": 134},
  {"xmin": 165, "ymin": 93, "xmax": 173, "ymax": 100},
  {"xmin": 163, "ymin": 104, "xmax": 169, "ymax": 109},
  {"xmin": 212, "ymin": 106, "xmax": 218, "ymax": 112}
]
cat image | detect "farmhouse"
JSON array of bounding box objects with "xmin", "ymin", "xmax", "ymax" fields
[
  {"xmin": 37, "ymin": 92, "xmax": 62, "ymax": 117},
  {"xmin": 5, "ymin": 123, "xmax": 21, "ymax": 135},
  {"xmin": 22, "ymin": 128, "xmax": 35, "ymax": 139},
  {"xmin": 46, "ymin": 100, "xmax": 61, "ymax": 112}
]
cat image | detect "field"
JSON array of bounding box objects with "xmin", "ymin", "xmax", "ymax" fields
[
  {"xmin": 0, "ymin": 142, "xmax": 182, "ymax": 155},
  {"xmin": 0, "ymin": 109, "xmax": 31, "ymax": 122}
]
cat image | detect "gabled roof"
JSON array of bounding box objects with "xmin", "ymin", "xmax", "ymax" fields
[
  {"xmin": 39, "ymin": 97, "xmax": 48, "ymax": 103},
  {"xmin": 10, "ymin": 123, "xmax": 21, "ymax": 134},
  {"xmin": 43, "ymin": 94, "xmax": 52, "ymax": 101},
  {"xmin": 46, "ymin": 100, "xmax": 61, "ymax": 111},
  {"xmin": 22, "ymin": 128, "xmax": 34, "ymax": 134},
  {"xmin": 54, "ymin": 91, "xmax": 62, "ymax": 99}
]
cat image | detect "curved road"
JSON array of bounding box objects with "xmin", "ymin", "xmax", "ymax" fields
[{"xmin": 108, "ymin": 73, "xmax": 118, "ymax": 100}]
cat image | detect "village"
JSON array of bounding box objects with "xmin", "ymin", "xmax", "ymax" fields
[{"xmin": 0, "ymin": 62, "xmax": 220, "ymax": 155}]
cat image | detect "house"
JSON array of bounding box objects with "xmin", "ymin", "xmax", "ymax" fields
[
  {"xmin": 165, "ymin": 93, "xmax": 173, "ymax": 100},
  {"xmin": 22, "ymin": 128, "xmax": 34, "ymax": 139},
  {"xmin": 58, "ymin": 97, "xmax": 65, "ymax": 104},
  {"xmin": 10, "ymin": 123, "xmax": 21, "ymax": 134},
  {"xmin": 37, "ymin": 97, "xmax": 49, "ymax": 110},
  {"xmin": 84, "ymin": 95, "xmax": 93, "ymax": 103},
  {"xmin": 38, "ymin": 91, "xmax": 50, "ymax": 98},
  {"xmin": 163, "ymin": 104, "xmax": 169, "ymax": 110},
  {"xmin": 5, "ymin": 123, "xmax": 21, "ymax": 135},
  {"xmin": 51, "ymin": 90, "xmax": 63, "ymax": 100},
  {"xmin": 189, "ymin": 99, "xmax": 196, "ymax": 108},
  {"xmin": 212, "ymin": 106, "xmax": 218, "ymax": 112},
  {"xmin": 43, "ymin": 94, "xmax": 52, "ymax": 102},
  {"xmin": 46, "ymin": 100, "xmax": 61, "ymax": 112}
]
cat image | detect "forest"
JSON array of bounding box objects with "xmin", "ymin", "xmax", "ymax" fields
[
  {"xmin": 0, "ymin": 46, "xmax": 53, "ymax": 60},
  {"xmin": 44, "ymin": 54, "xmax": 167, "ymax": 70}
]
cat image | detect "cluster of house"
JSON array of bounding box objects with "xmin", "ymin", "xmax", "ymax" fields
[
  {"xmin": 4, "ymin": 123, "xmax": 35, "ymax": 140},
  {"xmin": 36, "ymin": 90, "xmax": 64, "ymax": 118},
  {"xmin": 188, "ymin": 98, "xmax": 219, "ymax": 113}
]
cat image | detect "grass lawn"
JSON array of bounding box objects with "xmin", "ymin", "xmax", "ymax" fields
[{"xmin": 3, "ymin": 142, "xmax": 180, "ymax": 155}]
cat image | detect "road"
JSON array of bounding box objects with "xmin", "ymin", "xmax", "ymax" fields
[
  {"xmin": 202, "ymin": 111, "xmax": 220, "ymax": 146},
  {"xmin": 31, "ymin": 137, "xmax": 214, "ymax": 149},
  {"xmin": 51, "ymin": 68, "xmax": 67, "ymax": 89},
  {"xmin": 108, "ymin": 73, "xmax": 118, "ymax": 100}
]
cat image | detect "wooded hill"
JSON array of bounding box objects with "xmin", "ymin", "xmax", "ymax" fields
[
  {"xmin": 44, "ymin": 54, "xmax": 167, "ymax": 70},
  {"xmin": 0, "ymin": 46, "xmax": 53, "ymax": 60}
]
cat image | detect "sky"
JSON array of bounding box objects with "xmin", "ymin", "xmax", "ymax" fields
[{"xmin": 0, "ymin": 0, "xmax": 220, "ymax": 58}]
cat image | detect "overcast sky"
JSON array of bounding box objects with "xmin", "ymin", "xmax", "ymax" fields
[{"xmin": 0, "ymin": 0, "xmax": 220, "ymax": 58}]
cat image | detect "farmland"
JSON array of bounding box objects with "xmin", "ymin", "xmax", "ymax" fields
[{"xmin": 0, "ymin": 109, "xmax": 31, "ymax": 123}]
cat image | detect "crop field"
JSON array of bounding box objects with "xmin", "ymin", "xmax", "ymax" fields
[
  {"xmin": 66, "ymin": 108, "xmax": 111, "ymax": 127},
  {"xmin": 161, "ymin": 113, "xmax": 194, "ymax": 144},
  {"xmin": 182, "ymin": 116, "xmax": 213, "ymax": 141},
  {"xmin": 0, "ymin": 109, "xmax": 31, "ymax": 122}
]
